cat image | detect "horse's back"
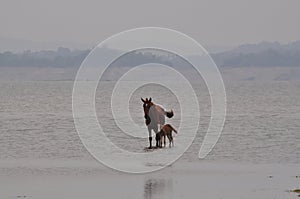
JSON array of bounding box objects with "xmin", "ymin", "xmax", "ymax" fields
[{"xmin": 148, "ymin": 104, "xmax": 165, "ymax": 125}]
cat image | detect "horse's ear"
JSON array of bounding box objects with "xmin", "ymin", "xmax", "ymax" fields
[
  {"xmin": 149, "ymin": 97, "xmax": 152, "ymax": 102},
  {"xmin": 141, "ymin": 98, "xmax": 145, "ymax": 103}
]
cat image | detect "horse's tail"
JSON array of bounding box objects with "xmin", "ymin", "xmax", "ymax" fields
[
  {"xmin": 167, "ymin": 124, "xmax": 178, "ymax": 134},
  {"xmin": 165, "ymin": 109, "xmax": 174, "ymax": 118}
]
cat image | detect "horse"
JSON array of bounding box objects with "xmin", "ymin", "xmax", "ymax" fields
[{"xmin": 141, "ymin": 97, "xmax": 174, "ymax": 149}]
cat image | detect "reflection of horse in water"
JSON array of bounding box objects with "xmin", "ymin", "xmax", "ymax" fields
[
  {"xmin": 144, "ymin": 178, "xmax": 173, "ymax": 199},
  {"xmin": 141, "ymin": 97, "xmax": 174, "ymax": 148}
]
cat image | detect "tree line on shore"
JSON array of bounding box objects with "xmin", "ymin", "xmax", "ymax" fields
[{"xmin": 1, "ymin": 41, "xmax": 300, "ymax": 67}]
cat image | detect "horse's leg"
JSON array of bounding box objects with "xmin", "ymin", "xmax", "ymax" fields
[
  {"xmin": 153, "ymin": 125, "xmax": 159, "ymax": 147},
  {"xmin": 158, "ymin": 135, "xmax": 161, "ymax": 147},
  {"xmin": 148, "ymin": 127, "xmax": 152, "ymax": 149},
  {"xmin": 155, "ymin": 133, "xmax": 160, "ymax": 147},
  {"xmin": 160, "ymin": 135, "xmax": 163, "ymax": 148}
]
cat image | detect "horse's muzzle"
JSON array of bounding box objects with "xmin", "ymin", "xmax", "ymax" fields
[{"xmin": 144, "ymin": 115, "xmax": 151, "ymax": 125}]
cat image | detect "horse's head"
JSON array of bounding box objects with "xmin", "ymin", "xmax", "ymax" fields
[{"xmin": 141, "ymin": 97, "xmax": 153, "ymax": 125}]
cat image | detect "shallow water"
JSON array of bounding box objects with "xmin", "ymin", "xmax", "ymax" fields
[
  {"xmin": 0, "ymin": 80, "xmax": 299, "ymax": 164},
  {"xmin": 1, "ymin": 80, "xmax": 299, "ymax": 198}
]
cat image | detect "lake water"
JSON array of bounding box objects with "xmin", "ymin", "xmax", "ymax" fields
[
  {"xmin": 0, "ymin": 80, "xmax": 299, "ymax": 198},
  {"xmin": 0, "ymin": 80, "xmax": 299, "ymax": 164}
]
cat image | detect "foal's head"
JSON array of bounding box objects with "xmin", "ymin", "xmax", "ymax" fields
[{"xmin": 141, "ymin": 97, "xmax": 153, "ymax": 125}]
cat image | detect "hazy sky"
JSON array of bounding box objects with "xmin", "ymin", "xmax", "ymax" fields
[{"xmin": 1, "ymin": 0, "xmax": 300, "ymax": 50}]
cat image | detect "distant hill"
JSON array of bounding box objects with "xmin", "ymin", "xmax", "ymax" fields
[
  {"xmin": 212, "ymin": 41, "xmax": 300, "ymax": 67},
  {"xmin": 1, "ymin": 41, "xmax": 300, "ymax": 68},
  {"xmin": 0, "ymin": 47, "xmax": 172, "ymax": 68},
  {"xmin": 0, "ymin": 47, "xmax": 90, "ymax": 68}
]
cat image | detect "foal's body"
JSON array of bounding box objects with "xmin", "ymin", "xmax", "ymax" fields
[
  {"xmin": 156, "ymin": 124, "xmax": 178, "ymax": 147},
  {"xmin": 141, "ymin": 98, "xmax": 174, "ymax": 148}
]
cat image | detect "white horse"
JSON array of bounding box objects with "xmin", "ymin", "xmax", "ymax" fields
[{"xmin": 141, "ymin": 97, "xmax": 174, "ymax": 148}]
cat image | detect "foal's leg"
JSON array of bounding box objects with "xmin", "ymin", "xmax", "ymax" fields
[
  {"xmin": 157, "ymin": 136, "xmax": 160, "ymax": 148},
  {"xmin": 167, "ymin": 134, "xmax": 172, "ymax": 147}
]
